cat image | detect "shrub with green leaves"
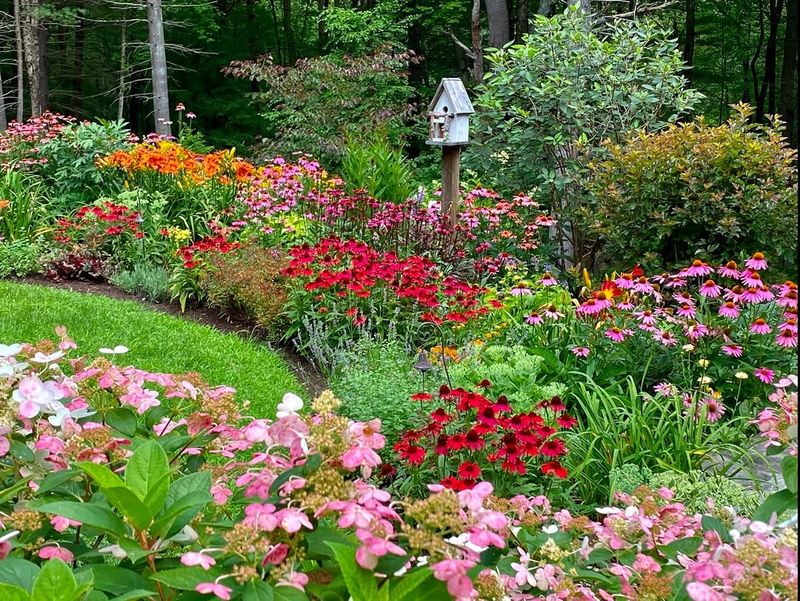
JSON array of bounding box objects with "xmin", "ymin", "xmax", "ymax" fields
[
  {"xmin": 580, "ymin": 104, "xmax": 799, "ymax": 272},
  {"xmin": 449, "ymin": 344, "xmax": 567, "ymax": 413},
  {"xmin": 110, "ymin": 264, "xmax": 172, "ymax": 303},
  {"xmin": 0, "ymin": 239, "xmax": 41, "ymax": 278},
  {"xmin": 330, "ymin": 339, "xmax": 428, "ymax": 447}
]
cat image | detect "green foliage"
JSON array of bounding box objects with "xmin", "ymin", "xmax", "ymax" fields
[
  {"xmin": 36, "ymin": 120, "xmax": 131, "ymax": 208},
  {"xmin": 224, "ymin": 49, "xmax": 420, "ymax": 168},
  {"xmin": 565, "ymin": 377, "xmax": 756, "ymax": 506},
  {"xmin": 0, "ymin": 169, "xmax": 50, "ymax": 241},
  {"xmin": 341, "ymin": 133, "xmax": 417, "ymax": 203},
  {"xmin": 110, "ymin": 264, "xmax": 172, "ymax": 303},
  {"xmin": 330, "ymin": 339, "xmax": 426, "ymax": 447},
  {"xmin": 465, "ymin": 4, "xmax": 701, "ymax": 266},
  {"xmin": 0, "ymin": 239, "xmax": 42, "ymax": 278},
  {"xmin": 322, "ymin": 0, "xmax": 412, "ymax": 54},
  {"xmin": 449, "ymin": 344, "xmax": 567, "ymax": 413},
  {"xmin": 580, "ymin": 104, "xmax": 799, "ymax": 271}
]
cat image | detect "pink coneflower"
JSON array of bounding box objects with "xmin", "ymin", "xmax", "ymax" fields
[
  {"xmin": 634, "ymin": 309, "xmax": 657, "ymax": 325},
  {"xmin": 777, "ymin": 289, "xmax": 798, "ymax": 308},
  {"xmin": 542, "ymin": 304, "xmax": 564, "ymax": 320},
  {"xmin": 633, "ymin": 276, "xmax": 654, "ymax": 294},
  {"xmin": 605, "ymin": 327, "xmax": 629, "ymax": 342},
  {"xmin": 526, "ymin": 312, "xmax": 544, "ymax": 325},
  {"xmin": 683, "ymin": 259, "xmax": 714, "ymax": 277},
  {"xmin": 665, "ymin": 277, "xmax": 688, "ymax": 288},
  {"xmin": 540, "ymin": 272, "xmax": 558, "ymax": 286},
  {"xmin": 571, "ymin": 347, "xmax": 590, "ymax": 358},
  {"xmin": 638, "ymin": 323, "xmax": 659, "ymax": 333},
  {"xmin": 511, "ymin": 283, "xmax": 532, "ymax": 296},
  {"xmin": 702, "ymin": 397, "xmax": 726, "ymax": 422},
  {"xmin": 724, "ymin": 286, "xmax": 745, "ymax": 302},
  {"xmin": 654, "ymin": 382, "xmax": 676, "ymax": 396},
  {"xmin": 741, "ymin": 270, "xmax": 764, "ymax": 288},
  {"xmin": 674, "ymin": 292, "xmax": 695, "ymax": 305},
  {"xmin": 615, "ymin": 273, "xmax": 635, "ymax": 289},
  {"xmin": 754, "ymin": 367, "xmax": 775, "ymax": 384},
  {"xmin": 617, "ymin": 300, "xmax": 635, "ymax": 310},
  {"xmin": 739, "ymin": 287, "xmax": 767, "ymax": 303},
  {"xmin": 750, "ymin": 318, "xmax": 772, "ymax": 335},
  {"xmin": 654, "ymin": 330, "xmax": 678, "ymax": 346},
  {"xmin": 699, "ymin": 280, "xmax": 722, "ymax": 298},
  {"xmin": 718, "ymin": 260, "xmax": 740, "ymax": 279},
  {"xmin": 576, "ymin": 298, "xmax": 605, "ymax": 316},
  {"xmin": 676, "ymin": 303, "xmax": 696, "ymax": 318},
  {"xmin": 779, "ymin": 318, "xmax": 798, "ymax": 333},
  {"xmin": 718, "ymin": 302, "xmax": 740, "ymax": 319},
  {"xmin": 721, "ymin": 343, "xmax": 743, "ymax": 357},
  {"xmin": 685, "ymin": 322, "xmax": 710, "ymax": 340},
  {"xmin": 776, "ymin": 329, "xmax": 798, "ymax": 348},
  {"xmin": 745, "ymin": 252, "xmax": 768, "ymax": 271}
]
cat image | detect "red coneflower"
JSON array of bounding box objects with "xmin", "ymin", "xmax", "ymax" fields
[
  {"xmin": 447, "ymin": 433, "xmax": 467, "ymax": 451},
  {"xmin": 458, "ymin": 461, "xmax": 481, "ymax": 480},
  {"xmin": 430, "ymin": 408, "xmax": 452, "ymax": 424},
  {"xmin": 440, "ymin": 477, "xmax": 469, "ymax": 491},
  {"xmin": 435, "ymin": 435, "xmax": 450, "ymax": 455},
  {"xmin": 540, "ymin": 439, "xmax": 566, "ymax": 457},
  {"xmin": 541, "ymin": 461, "xmax": 568, "ymax": 479},
  {"xmin": 411, "ymin": 392, "xmax": 433, "ymax": 402},
  {"xmin": 556, "ymin": 414, "xmax": 578, "ymax": 428},
  {"xmin": 399, "ymin": 444, "xmax": 426, "ymax": 465},
  {"xmin": 501, "ymin": 457, "xmax": 526, "ymax": 475},
  {"xmin": 464, "ymin": 429, "xmax": 485, "ymax": 451},
  {"xmin": 477, "ymin": 379, "xmax": 492, "ymax": 388},
  {"xmin": 477, "ymin": 406, "xmax": 499, "ymax": 427}
]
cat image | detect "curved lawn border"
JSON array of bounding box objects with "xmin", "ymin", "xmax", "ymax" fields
[{"xmin": 0, "ymin": 280, "xmax": 304, "ymax": 417}]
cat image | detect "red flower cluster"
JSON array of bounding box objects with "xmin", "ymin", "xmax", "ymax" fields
[
  {"xmin": 282, "ymin": 236, "xmax": 493, "ymax": 326},
  {"xmin": 394, "ymin": 384, "xmax": 572, "ymax": 493},
  {"xmin": 177, "ymin": 234, "xmax": 240, "ymax": 269},
  {"xmin": 55, "ymin": 202, "xmax": 142, "ymax": 244}
]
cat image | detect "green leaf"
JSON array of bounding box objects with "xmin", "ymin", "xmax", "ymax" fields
[
  {"xmin": 272, "ymin": 587, "xmax": 308, "ymax": 601},
  {"xmin": 781, "ymin": 456, "xmax": 797, "ymax": 495},
  {"xmin": 389, "ymin": 567, "xmax": 435, "ymax": 601},
  {"xmin": 326, "ymin": 542, "xmax": 378, "ymax": 601},
  {"xmin": 99, "ymin": 487, "xmax": 153, "ymax": 530},
  {"xmin": 10, "ymin": 440, "xmax": 35, "ymax": 462},
  {"xmin": 77, "ymin": 462, "xmax": 125, "ymax": 490},
  {"xmin": 658, "ymin": 536, "xmax": 702, "ymax": 562},
  {"xmin": 31, "ymin": 559, "xmax": 77, "ymax": 601},
  {"xmin": 125, "ymin": 440, "xmax": 170, "ymax": 502},
  {"xmin": 149, "ymin": 567, "xmax": 220, "ymax": 591},
  {"xmin": 81, "ymin": 566, "xmax": 150, "ymax": 596},
  {"xmin": 753, "ymin": 489, "xmax": 797, "ymax": 523},
  {"xmin": 0, "ymin": 584, "xmax": 30, "ymax": 601},
  {"xmin": 305, "ymin": 525, "xmax": 356, "ymax": 559},
  {"xmin": 150, "ymin": 472, "xmax": 211, "ymax": 538},
  {"xmin": 585, "ymin": 547, "xmax": 615, "ymax": 565},
  {"xmin": 37, "ymin": 470, "xmax": 80, "ymax": 494},
  {"xmin": 0, "ymin": 557, "xmax": 40, "ymax": 592},
  {"xmin": 118, "ymin": 538, "xmax": 152, "ymax": 564},
  {"xmin": 142, "ymin": 472, "xmax": 171, "ymax": 516},
  {"xmin": 701, "ymin": 516, "xmax": 732, "ymax": 544},
  {"xmin": 108, "ymin": 590, "xmax": 159, "ymax": 601},
  {"xmin": 34, "ymin": 501, "xmax": 126, "ymax": 537},
  {"xmin": 105, "ymin": 408, "xmax": 138, "ymax": 437},
  {"xmin": 268, "ymin": 454, "xmax": 321, "ymax": 498},
  {"xmin": 243, "ymin": 581, "xmax": 274, "ymax": 601}
]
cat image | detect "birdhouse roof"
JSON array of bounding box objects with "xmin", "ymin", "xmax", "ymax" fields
[{"xmin": 429, "ymin": 78, "xmax": 475, "ymax": 114}]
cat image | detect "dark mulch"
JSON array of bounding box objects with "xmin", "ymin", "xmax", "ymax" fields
[{"xmin": 21, "ymin": 275, "xmax": 328, "ymax": 398}]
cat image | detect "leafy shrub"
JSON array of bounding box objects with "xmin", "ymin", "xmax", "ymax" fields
[
  {"xmin": 41, "ymin": 247, "xmax": 108, "ymax": 281},
  {"xmin": 581, "ymin": 104, "xmax": 799, "ymax": 272},
  {"xmin": 110, "ymin": 263, "xmax": 172, "ymax": 302},
  {"xmin": 465, "ymin": 4, "xmax": 701, "ymax": 266},
  {"xmin": 330, "ymin": 339, "xmax": 425, "ymax": 447},
  {"xmin": 0, "ymin": 169, "xmax": 50, "ymax": 241},
  {"xmin": 449, "ymin": 344, "xmax": 567, "ymax": 412},
  {"xmin": 341, "ymin": 133, "xmax": 416, "ymax": 203},
  {"xmin": 202, "ymin": 243, "xmax": 290, "ymax": 336},
  {"xmin": 0, "ymin": 238, "xmax": 41, "ymax": 278},
  {"xmin": 223, "ymin": 49, "xmax": 420, "ymax": 168},
  {"xmin": 36, "ymin": 119, "xmax": 132, "ymax": 207}
]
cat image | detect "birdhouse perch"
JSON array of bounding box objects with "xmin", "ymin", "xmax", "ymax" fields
[{"xmin": 427, "ymin": 78, "xmax": 474, "ymax": 227}]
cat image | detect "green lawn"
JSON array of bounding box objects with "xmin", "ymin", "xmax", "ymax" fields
[{"xmin": 0, "ymin": 281, "xmax": 304, "ymax": 417}]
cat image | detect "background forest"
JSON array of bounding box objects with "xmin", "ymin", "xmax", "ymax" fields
[{"xmin": 0, "ymin": 0, "xmax": 796, "ymax": 159}]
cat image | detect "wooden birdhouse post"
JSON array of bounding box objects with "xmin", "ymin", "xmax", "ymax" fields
[{"xmin": 427, "ymin": 78, "xmax": 474, "ymax": 227}]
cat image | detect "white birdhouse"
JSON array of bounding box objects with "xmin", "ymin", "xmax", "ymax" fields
[{"xmin": 428, "ymin": 78, "xmax": 474, "ymax": 146}]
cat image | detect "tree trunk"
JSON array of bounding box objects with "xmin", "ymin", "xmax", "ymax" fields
[
  {"xmin": 471, "ymin": 0, "xmax": 485, "ymax": 81},
  {"xmin": 484, "ymin": 0, "xmax": 511, "ymax": 48},
  {"xmin": 117, "ymin": 21, "xmax": 127, "ymax": 122},
  {"xmin": 283, "ymin": 0, "xmax": 295, "ymax": 63},
  {"xmin": 21, "ymin": 0, "xmax": 48, "ymax": 116},
  {"xmin": 537, "ymin": 0, "xmax": 554, "ymax": 16},
  {"xmin": 147, "ymin": 0, "xmax": 171, "ymax": 136},
  {"xmin": 682, "ymin": 0, "xmax": 696, "ymax": 83},
  {"xmin": 758, "ymin": 0, "xmax": 784, "ymax": 118},
  {"xmin": 780, "ymin": 0, "xmax": 798, "ymax": 145},
  {"xmin": 14, "ymin": 0, "xmax": 24, "ymax": 121},
  {"xmin": 515, "ymin": 0, "xmax": 529, "ymax": 42}
]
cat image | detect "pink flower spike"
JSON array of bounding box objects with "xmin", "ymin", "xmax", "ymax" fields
[{"xmin": 196, "ymin": 582, "xmax": 232, "ymax": 600}]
